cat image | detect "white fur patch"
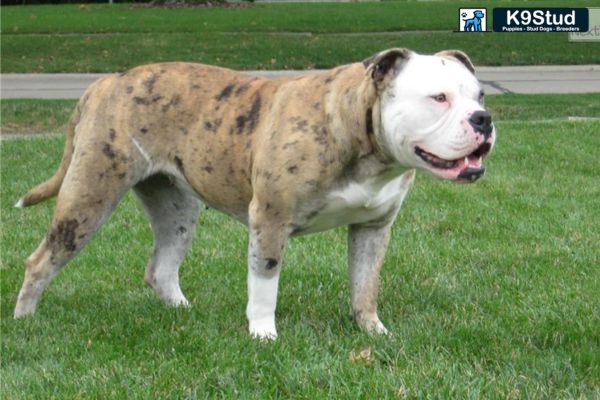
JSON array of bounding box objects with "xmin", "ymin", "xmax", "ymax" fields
[
  {"xmin": 300, "ymin": 169, "xmax": 415, "ymax": 234},
  {"xmin": 131, "ymin": 137, "xmax": 152, "ymax": 165},
  {"xmin": 247, "ymin": 268, "xmax": 279, "ymax": 340}
]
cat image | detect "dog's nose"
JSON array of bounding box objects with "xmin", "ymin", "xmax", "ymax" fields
[{"xmin": 469, "ymin": 111, "xmax": 493, "ymax": 137}]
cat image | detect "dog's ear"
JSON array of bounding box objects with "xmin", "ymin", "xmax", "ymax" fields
[
  {"xmin": 435, "ymin": 50, "xmax": 475, "ymax": 74},
  {"xmin": 363, "ymin": 48, "xmax": 412, "ymax": 85}
]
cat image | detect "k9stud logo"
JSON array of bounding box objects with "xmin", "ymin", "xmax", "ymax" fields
[
  {"xmin": 493, "ymin": 8, "xmax": 589, "ymax": 32},
  {"xmin": 459, "ymin": 8, "xmax": 487, "ymax": 32}
]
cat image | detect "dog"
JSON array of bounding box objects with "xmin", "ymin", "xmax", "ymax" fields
[
  {"xmin": 463, "ymin": 10, "xmax": 485, "ymax": 31},
  {"xmin": 14, "ymin": 48, "xmax": 495, "ymax": 339}
]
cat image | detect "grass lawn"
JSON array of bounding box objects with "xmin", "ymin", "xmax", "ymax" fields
[
  {"xmin": 5, "ymin": 1, "xmax": 597, "ymax": 34},
  {"xmin": 2, "ymin": 1, "xmax": 599, "ymax": 72},
  {"xmin": 1, "ymin": 94, "xmax": 599, "ymax": 398},
  {"xmin": 3, "ymin": 94, "xmax": 600, "ymax": 134}
]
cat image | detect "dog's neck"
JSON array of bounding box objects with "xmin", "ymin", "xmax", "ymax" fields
[
  {"xmin": 321, "ymin": 64, "xmax": 390, "ymax": 161},
  {"xmin": 320, "ymin": 65, "xmax": 405, "ymax": 181}
]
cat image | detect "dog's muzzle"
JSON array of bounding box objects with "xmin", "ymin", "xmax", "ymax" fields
[{"xmin": 414, "ymin": 116, "xmax": 495, "ymax": 183}]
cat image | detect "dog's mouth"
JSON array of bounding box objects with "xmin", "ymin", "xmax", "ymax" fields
[{"xmin": 415, "ymin": 142, "xmax": 492, "ymax": 182}]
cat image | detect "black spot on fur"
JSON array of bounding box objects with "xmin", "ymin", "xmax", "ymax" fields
[
  {"xmin": 176, "ymin": 226, "xmax": 187, "ymax": 236},
  {"xmin": 293, "ymin": 119, "xmax": 309, "ymax": 132},
  {"xmin": 140, "ymin": 127, "xmax": 148, "ymax": 134},
  {"xmin": 47, "ymin": 219, "xmax": 79, "ymax": 253},
  {"xmin": 174, "ymin": 156, "xmax": 185, "ymax": 174},
  {"xmin": 162, "ymin": 94, "xmax": 181, "ymax": 112},
  {"xmin": 305, "ymin": 209, "xmax": 321, "ymax": 221},
  {"xmin": 311, "ymin": 125, "xmax": 329, "ymax": 146},
  {"xmin": 109, "ymin": 129, "xmax": 116, "ymax": 141},
  {"xmin": 133, "ymin": 96, "xmax": 150, "ymax": 106},
  {"xmin": 235, "ymin": 116, "xmax": 245, "ymax": 133},
  {"xmin": 366, "ymin": 108, "xmax": 374, "ymax": 136},
  {"xmin": 234, "ymin": 94, "xmax": 261, "ymax": 135},
  {"xmin": 235, "ymin": 83, "xmax": 250, "ymax": 97},
  {"xmin": 266, "ymin": 258, "xmax": 278, "ymax": 270},
  {"xmin": 143, "ymin": 74, "xmax": 159, "ymax": 94},
  {"xmin": 203, "ymin": 165, "xmax": 214, "ymax": 173},
  {"xmin": 134, "ymin": 94, "xmax": 162, "ymax": 106},
  {"xmin": 204, "ymin": 118, "xmax": 222, "ymax": 133},
  {"xmin": 215, "ymin": 84, "xmax": 235, "ymax": 101},
  {"xmin": 324, "ymin": 76, "xmax": 334, "ymax": 84},
  {"xmin": 261, "ymin": 170, "xmax": 273, "ymax": 180},
  {"xmin": 126, "ymin": 86, "xmax": 134, "ymax": 94},
  {"xmin": 102, "ymin": 143, "xmax": 117, "ymax": 159},
  {"xmin": 287, "ymin": 165, "xmax": 298, "ymax": 174}
]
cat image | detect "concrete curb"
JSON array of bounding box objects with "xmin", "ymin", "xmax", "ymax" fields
[{"xmin": 2, "ymin": 65, "xmax": 599, "ymax": 98}]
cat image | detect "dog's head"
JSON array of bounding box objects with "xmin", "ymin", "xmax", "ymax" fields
[
  {"xmin": 365, "ymin": 48, "xmax": 495, "ymax": 183},
  {"xmin": 473, "ymin": 10, "xmax": 485, "ymax": 19}
]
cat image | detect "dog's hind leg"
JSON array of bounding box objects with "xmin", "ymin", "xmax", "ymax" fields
[
  {"xmin": 14, "ymin": 144, "xmax": 142, "ymax": 318},
  {"xmin": 134, "ymin": 174, "xmax": 199, "ymax": 307}
]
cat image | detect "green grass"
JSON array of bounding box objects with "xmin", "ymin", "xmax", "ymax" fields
[
  {"xmin": 2, "ymin": 1, "xmax": 599, "ymax": 72},
  {"xmin": 5, "ymin": 1, "xmax": 596, "ymax": 35},
  {"xmin": 0, "ymin": 100, "xmax": 75, "ymax": 134},
  {"xmin": 1, "ymin": 94, "xmax": 599, "ymax": 398},
  {"xmin": 3, "ymin": 94, "xmax": 600, "ymax": 134},
  {"xmin": 3, "ymin": 31, "xmax": 598, "ymax": 73}
]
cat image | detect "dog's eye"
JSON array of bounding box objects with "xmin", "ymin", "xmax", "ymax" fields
[
  {"xmin": 478, "ymin": 90, "xmax": 485, "ymax": 105},
  {"xmin": 431, "ymin": 94, "xmax": 447, "ymax": 103}
]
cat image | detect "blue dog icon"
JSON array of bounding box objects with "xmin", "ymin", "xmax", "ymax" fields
[{"xmin": 463, "ymin": 10, "xmax": 485, "ymax": 31}]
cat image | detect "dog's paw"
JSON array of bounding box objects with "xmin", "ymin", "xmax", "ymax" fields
[
  {"xmin": 164, "ymin": 293, "xmax": 190, "ymax": 308},
  {"xmin": 249, "ymin": 318, "xmax": 278, "ymax": 340},
  {"xmin": 369, "ymin": 320, "xmax": 390, "ymax": 335},
  {"xmin": 14, "ymin": 301, "xmax": 36, "ymax": 319},
  {"xmin": 171, "ymin": 297, "xmax": 191, "ymax": 308},
  {"xmin": 355, "ymin": 313, "xmax": 390, "ymax": 336},
  {"xmin": 154, "ymin": 285, "xmax": 190, "ymax": 308}
]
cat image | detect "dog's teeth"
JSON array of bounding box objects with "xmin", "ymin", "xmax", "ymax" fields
[{"xmin": 464, "ymin": 157, "xmax": 469, "ymax": 165}]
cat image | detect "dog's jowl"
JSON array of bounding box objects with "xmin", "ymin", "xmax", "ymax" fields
[{"xmin": 14, "ymin": 48, "xmax": 495, "ymax": 339}]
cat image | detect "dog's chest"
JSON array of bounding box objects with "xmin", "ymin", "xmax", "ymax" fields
[{"xmin": 296, "ymin": 171, "xmax": 414, "ymax": 235}]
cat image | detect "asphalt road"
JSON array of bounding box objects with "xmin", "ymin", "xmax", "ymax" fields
[{"xmin": 1, "ymin": 65, "xmax": 599, "ymax": 99}]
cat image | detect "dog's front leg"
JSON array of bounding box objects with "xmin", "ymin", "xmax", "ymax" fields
[
  {"xmin": 347, "ymin": 222, "xmax": 393, "ymax": 334},
  {"xmin": 246, "ymin": 200, "xmax": 290, "ymax": 340}
]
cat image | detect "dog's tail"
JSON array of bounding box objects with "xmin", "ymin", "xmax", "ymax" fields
[{"xmin": 14, "ymin": 104, "xmax": 81, "ymax": 208}]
